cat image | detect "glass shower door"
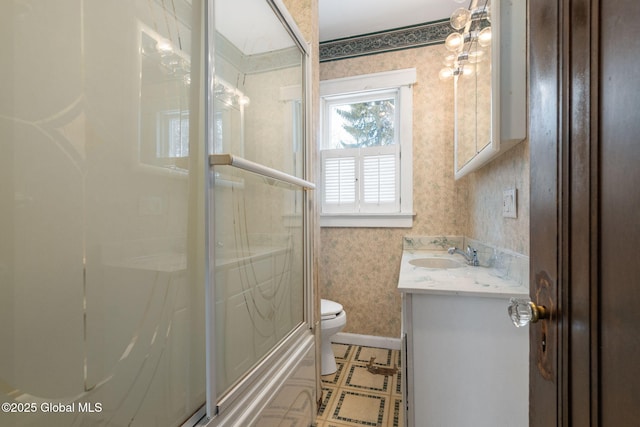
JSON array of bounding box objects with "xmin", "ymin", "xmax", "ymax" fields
[
  {"xmin": 212, "ymin": 166, "xmax": 307, "ymax": 396},
  {"xmin": 211, "ymin": 0, "xmax": 311, "ymax": 403},
  {"xmin": 0, "ymin": 1, "xmax": 206, "ymax": 425}
]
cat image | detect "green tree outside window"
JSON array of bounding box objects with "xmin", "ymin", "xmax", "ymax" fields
[{"xmin": 334, "ymin": 100, "xmax": 395, "ymax": 148}]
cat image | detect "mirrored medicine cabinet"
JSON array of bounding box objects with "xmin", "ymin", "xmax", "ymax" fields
[{"xmin": 443, "ymin": 0, "xmax": 527, "ymax": 179}]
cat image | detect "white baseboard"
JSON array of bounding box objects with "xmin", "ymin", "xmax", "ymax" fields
[{"xmin": 331, "ymin": 332, "xmax": 402, "ymax": 350}]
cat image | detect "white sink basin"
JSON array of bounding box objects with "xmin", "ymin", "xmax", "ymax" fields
[{"xmin": 409, "ymin": 257, "xmax": 465, "ymax": 269}]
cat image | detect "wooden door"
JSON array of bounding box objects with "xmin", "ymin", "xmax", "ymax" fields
[{"xmin": 529, "ymin": 0, "xmax": 640, "ymax": 425}]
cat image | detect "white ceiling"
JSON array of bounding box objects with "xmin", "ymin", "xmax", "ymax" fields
[
  {"xmin": 319, "ymin": 0, "xmax": 465, "ymax": 42},
  {"xmin": 217, "ymin": 0, "xmax": 297, "ymax": 54}
]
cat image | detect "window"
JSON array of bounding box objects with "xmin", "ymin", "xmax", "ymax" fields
[
  {"xmin": 158, "ymin": 109, "xmax": 190, "ymax": 158},
  {"xmin": 319, "ymin": 69, "xmax": 416, "ymax": 227}
]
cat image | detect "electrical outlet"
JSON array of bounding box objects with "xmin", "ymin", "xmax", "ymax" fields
[{"xmin": 503, "ymin": 188, "xmax": 517, "ymax": 218}]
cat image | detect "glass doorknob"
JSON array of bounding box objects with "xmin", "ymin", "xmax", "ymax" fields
[{"xmin": 508, "ymin": 297, "xmax": 549, "ymax": 327}]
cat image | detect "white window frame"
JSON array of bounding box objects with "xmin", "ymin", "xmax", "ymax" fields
[{"xmin": 319, "ymin": 68, "xmax": 416, "ymax": 227}]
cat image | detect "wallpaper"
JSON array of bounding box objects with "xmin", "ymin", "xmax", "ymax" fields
[
  {"xmin": 319, "ymin": 44, "xmax": 530, "ymax": 338},
  {"xmin": 467, "ymin": 140, "xmax": 530, "ymax": 256},
  {"xmin": 319, "ymin": 44, "xmax": 470, "ymax": 338}
]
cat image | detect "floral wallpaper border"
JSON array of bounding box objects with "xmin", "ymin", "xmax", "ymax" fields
[{"xmin": 319, "ymin": 19, "xmax": 451, "ymax": 62}]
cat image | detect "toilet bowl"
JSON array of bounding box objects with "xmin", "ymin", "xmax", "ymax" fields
[{"xmin": 320, "ymin": 299, "xmax": 347, "ymax": 375}]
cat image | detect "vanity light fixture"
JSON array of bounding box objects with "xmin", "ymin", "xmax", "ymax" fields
[
  {"xmin": 478, "ymin": 26, "xmax": 492, "ymax": 47},
  {"xmin": 155, "ymin": 38, "xmax": 174, "ymax": 54},
  {"xmin": 444, "ymin": 32, "xmax": 465, "ymax": 52},
  {"xmin": 214, "ymin": 78, "xmax": 251, "ymax": 109},
  {"xmin": 438, "ymin": 65, "xmax": 472, "ymax": 81},
  {"xmin": 439, "ymin": 0, "xmax": 491, "ymax": 81},
  {"xmin": 450, "ymin": 8, "xmax": 472, "ymax": 30},
  {"xmin": 450, "ymin": 5, "xmax": 490, "ymax": 30}
]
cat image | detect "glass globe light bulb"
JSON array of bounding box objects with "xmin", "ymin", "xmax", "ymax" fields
[
  {"xmin": 467, "ymin": 49, "xmax": 485, "ymax": 64},
  {"xmin": 478, "ymin": 27, "xmax": 492, "ymax": 47},
  {"xmin": 156, "ymin": 39, "xmax": 173, "ymax": 53},
  {"xmin": 439, "ymin": 67, "xmax": 454, "ymax": 81},
  {"xmin": 445, "ymin": 32, "xmax": 465, "ymax": 52},
  {"xmin": 450, "ymin": 8, "xmax": 471, "ymax": 30},
  {"xmin": 443, "ymin": 53, "xmax": 457, "ymax": 67}
]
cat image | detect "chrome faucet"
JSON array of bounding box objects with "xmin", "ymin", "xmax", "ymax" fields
[{"xmin": 448, "ymin": 246, "xmax": 479, "ymax": 266}]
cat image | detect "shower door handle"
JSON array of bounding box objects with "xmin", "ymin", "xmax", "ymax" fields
[{"xmin": 210, "ymin": 153, "xmax": 315, "ymax": 190}]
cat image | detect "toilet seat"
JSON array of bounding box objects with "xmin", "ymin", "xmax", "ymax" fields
[{"xmin": 321, "ymin": 299, "xmax": 343, "ymax": 320}]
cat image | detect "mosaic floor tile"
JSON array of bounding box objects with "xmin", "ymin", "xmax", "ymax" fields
[
  {"xmin": 330, "ymin": 389, "xmax": 388, "ymax": 426},
  {"xmin": 332, "ymin": 343, "xmax": 354, "ymax": 361},
  {"xmin": 318, "ymin": 386, "xmax": 337, "ymax": 420},
  {"xmin": 354, "ymin": 346, "xmax": 394, "ymax": 367},
  {"xmin": 390, "ymin": 397, "xmax": 403, "ymax": 427},
  {"xmin": 321, "ymin": 360, "xmax": 346, "ymax": 386},
  {"xmin": 343, "ymin": 364, "xmax": 390, "ymax": 393},
  {"xmin": 316, "ymin": 420, "xmax": 356, "ymax": 427},
  {"xmin": 317, "ymin": 345, "xmax": 402, "ymax": 427}
]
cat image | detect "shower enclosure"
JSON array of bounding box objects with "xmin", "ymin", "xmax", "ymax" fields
[{"xmin": 0, "ymin": 0, "xmax": 315, "ymax": 425}]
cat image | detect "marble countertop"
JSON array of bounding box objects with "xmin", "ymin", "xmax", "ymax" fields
[{"xmin": 397, "ymin": 249, "xmax": 529, "ymax": 298}]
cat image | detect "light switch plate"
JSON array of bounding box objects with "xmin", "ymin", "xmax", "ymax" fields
[{"xmin": 503, "ymin": 188, "xmax": 517, "ymax": 218}]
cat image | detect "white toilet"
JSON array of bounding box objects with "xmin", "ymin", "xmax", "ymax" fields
[{"xmin": 320, "ymin": 299, "xmax": 347, "ymax": 375}]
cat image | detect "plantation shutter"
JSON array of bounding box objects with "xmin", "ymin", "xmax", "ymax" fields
[
  {"xmin": 361, "ymin": 145, "xmax": 400, "ymax": 212},
  {"xmin": 321, "ymin": 148, "xmax": 358, "ymax": 213},
  {"xmin": 321, "ymin": 146, "xmax": 400, "ymax": 214}
]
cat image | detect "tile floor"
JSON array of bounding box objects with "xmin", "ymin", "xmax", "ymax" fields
[{"xmin": 316, "ymin": 344, "xmax": 403, "ymax": 427}]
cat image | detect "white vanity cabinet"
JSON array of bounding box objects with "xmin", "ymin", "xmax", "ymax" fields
[{"xmin": 402, "ymin": 292, "xmax": 528, "ymax": 426}]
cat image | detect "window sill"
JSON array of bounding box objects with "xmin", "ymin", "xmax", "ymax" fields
[{"xmin": 319, "ymin": 213, "xmax": 414, "ymax": 228}]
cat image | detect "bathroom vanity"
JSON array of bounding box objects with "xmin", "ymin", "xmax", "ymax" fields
[{"xmin": 398, "ymin": 237, "xmax": 529, "ymax": 427}]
